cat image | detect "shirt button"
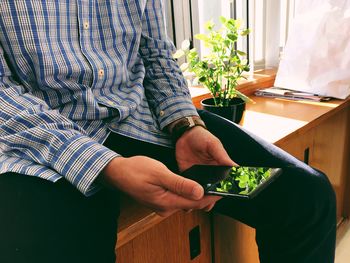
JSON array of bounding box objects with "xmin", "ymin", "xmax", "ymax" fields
[
  {"xmin": 159, "ymin": 110, "xmax": 165, "ymax": 117},
  {"xmin": 110, "ymin": 123, "xmax": 117, "ymax": 129},
  {"xmin": 98, "ymin": 69, "xmax": 105, "ymax": 78},
  {"xmin": 83, "ymin": 22, "xmax": 89, "ymax": 30}
]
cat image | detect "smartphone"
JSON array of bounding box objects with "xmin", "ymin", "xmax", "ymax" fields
[{"xmin": 181, "ymin": 164, "xmax": 282, "ymax": 199}]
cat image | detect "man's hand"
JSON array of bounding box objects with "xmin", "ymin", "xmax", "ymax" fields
[
  {"xmin": 175, "ymin": 126, "xmax": 236, "ymax": 211},
  {"xmin": 100, "ymin": 156, "xmax": 222, "ymax": 217},
  {"xmin": 176, "ymin": 126, "xmax": 236, "ymax": 172}
]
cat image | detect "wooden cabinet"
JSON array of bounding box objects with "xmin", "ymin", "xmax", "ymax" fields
[
  {"xmin": 116, "ymin": 210, "xmax": 212, "ymax": 263},
  {"xmin": 213, "ymin": 215, "xmax": 259, "ymax": 263},
  {"xmin": 278, "ymin": 107, "xmax": 350, "ymax": 223}
]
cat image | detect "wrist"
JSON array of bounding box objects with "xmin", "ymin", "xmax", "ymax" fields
[
  {"xmin": 98, "ymin": 156, "xmax": 126, "ymax": 186},
  {"xmin": 166, "ymin": 116, "xmax": 207, "ymax": 142}
]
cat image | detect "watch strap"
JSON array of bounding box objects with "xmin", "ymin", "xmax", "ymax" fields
[{"xmin": 168, "ymin": 116, "xmax": 207, "ymax": 141}]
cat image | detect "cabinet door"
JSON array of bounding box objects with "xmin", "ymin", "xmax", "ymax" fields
[
  {"xmin": 311, "ymin": 109, "xmax": 349, "ymax": 222},
  {"xmin": 342, "ymin": 108, "xmax": 350, "ymax": 217},
  {"xmin": 277, "ymin": 129, "xmax": 314, "ymax": 164},
  {"xmin": 279, "ymin": 108, "xmax": 349, "ymax": 223},
  {"xmin": 116, "ymin": 211, "xmax": 211, "ymax": 263},
  {"xmin": 213, "ymin": 214, "xmax": 259, "ymax": 263}
]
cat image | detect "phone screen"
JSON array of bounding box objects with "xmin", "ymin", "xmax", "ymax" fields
[{"xmin": 181, "ymin": 165, "xmax": 282, "ymax": 199}]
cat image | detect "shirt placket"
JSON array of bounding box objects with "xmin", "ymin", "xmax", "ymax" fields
[{"xmin": 76, "ymin": 0, "xmax": 106, "ymax": 91}]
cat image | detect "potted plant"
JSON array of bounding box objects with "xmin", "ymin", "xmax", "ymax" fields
[{"xmin": 174, "ymin": 16, "xmax": 252, "ymax": 123}]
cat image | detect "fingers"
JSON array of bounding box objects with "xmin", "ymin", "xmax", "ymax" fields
[
  {"xmin": 160, "ymin": 172, "xmax": 204, "ymax": 200},
  {"xmin": 202, "ymin": 202, "xmax": 216, "ymax": 212},
  {"xmin": 149, "ymin": 172, "xmax": 222, "ymax": 216},
  {"xmin": 202, "ymin": 204, "xmax": 214, "ymax": 212},
  {"xmin": 160, "ymin": 192, "xmax": 220, "ymax": 212},
  {"xmin": 154, "ymin": 193, "xmax": 220, "ymax": 217},
  {"xmin": 209, "ymin": 139, "xmax": 237, "ymax": 166}
]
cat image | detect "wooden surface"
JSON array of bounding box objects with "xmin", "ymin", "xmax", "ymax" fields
[
  {"xmin": 244, "ymin": 96, "xmax": 348, "ymax": 145},
  {"xmin": 342, "ymin": 108, "xmax": 350, "ymax": 217},
  {"xmin": 310, "ymin": 108, "xmax": 349, "ymax": 222},
  {"xmin": 116, "ymin": 194, "xmax": 166, "ymax": 249},
  {"xmin": 117, "ymin": 210, "xmax": 212, "ymax": 263},
  {"xmin": 279, "ymin": 108, "xmax": 349, "ymax": 223},
  {"xmin": 213, "ymin": 215, "xmax": 259, "ymax": 263}
]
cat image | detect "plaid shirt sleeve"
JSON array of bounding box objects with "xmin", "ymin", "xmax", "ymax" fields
[
  {"xmin": 0, "ymin": 44, "xmax": 119, "ymax": 196},
  {"xmin": 139, "ymin": 0, "xmax": 199, "ymax": 129}
]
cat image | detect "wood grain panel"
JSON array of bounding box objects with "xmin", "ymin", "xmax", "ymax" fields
[
  {"xmin": 312, "ymin": 108, "xmax": 349, "ymax": 222},
  {"xmin": 116, "ymin": 194, "xmax": 167, "ymax": 249},
  {"xmin": 277, "ymin": 128, "xmax": 314, "ymax": 163},
  {"xmin": 213, "ymin": 214, "xmax": 259, "ymax": 263},
  {"xmin": 117, "ymin": 210, "xmax": 211, "ymax": 263},
  {"xmin": 278, "ymin": 109, "xmax": 349, "ymax": 223},
  {"xmin": 244, "ymin": 97, "xmax": 347, "ymax": 145},
  {"xmin": 341, "ymin": 108, "xmax": 350, "ymax": 218}
]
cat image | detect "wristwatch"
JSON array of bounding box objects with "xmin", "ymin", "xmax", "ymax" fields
[{"xmin": 168, "ymin": 116, "xmax": 207, "ymax": 141}]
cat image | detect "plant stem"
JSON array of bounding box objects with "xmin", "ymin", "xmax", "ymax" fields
[{"xmin": 224, "ymin": 79, "xmax": 230, "ymax": 106}]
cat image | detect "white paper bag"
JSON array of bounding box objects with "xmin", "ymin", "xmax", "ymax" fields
[{"xmin": 275, "ymin": 0, "xmax": 350, "ymax": 99}]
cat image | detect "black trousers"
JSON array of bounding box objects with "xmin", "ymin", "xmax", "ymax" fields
[{"xmin": 0, "ymin": 110, "xmax": 336, "ymax": 263}]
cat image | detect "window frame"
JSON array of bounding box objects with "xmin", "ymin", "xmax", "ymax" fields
[{"xmin": 166, "ymin": 0, "xmax": 297, "ymax": 70}]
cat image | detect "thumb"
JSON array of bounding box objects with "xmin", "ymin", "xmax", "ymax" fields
[
  {"xmin": 161, "ymin": 172, "xmax": 204, "ymax": 200},
  {"xmin": 210, "ymin": 141, "xmax": 237, "ymax": 166}
]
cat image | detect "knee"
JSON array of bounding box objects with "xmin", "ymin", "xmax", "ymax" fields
[
  {"xmin": 301, "ymin": 168, "xmax": 336, "ymax": 226},
  {"xmin": 312, "ymin": 169, "xmax": 336, "ymax": 206}
]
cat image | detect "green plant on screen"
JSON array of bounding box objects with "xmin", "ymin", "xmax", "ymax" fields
[{"xmin": 217, "ymin": 167, "xmax": 271, "ymax": 194}]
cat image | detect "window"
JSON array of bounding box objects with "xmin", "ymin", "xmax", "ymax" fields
[{"xmin": 165, "ymin": 0, "xmax": 297, "ymax": 71}]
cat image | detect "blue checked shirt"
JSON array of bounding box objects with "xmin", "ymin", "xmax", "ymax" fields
[{"xmin": 0, "ymin": 0, "xmax": 198, "ymax": 196}]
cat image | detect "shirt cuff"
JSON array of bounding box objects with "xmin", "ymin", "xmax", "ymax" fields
[
  {"xmin": 154, "ymin": 95, "xmax": 199, "ymax": 130},
  {"xmin": 51, "ymin": 135, "xmax": 119, "ymax": 196}
]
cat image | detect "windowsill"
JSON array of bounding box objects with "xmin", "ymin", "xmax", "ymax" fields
[{"xmin": 242, "ymin": 95, "xmax": 349, "ymax": 145}]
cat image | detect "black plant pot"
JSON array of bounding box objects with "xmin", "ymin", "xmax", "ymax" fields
[{"xmin": 201, "ymin": 97, "xmax": 246, "ymax": 124}]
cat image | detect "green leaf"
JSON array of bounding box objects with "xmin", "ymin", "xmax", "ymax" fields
[
  {"xmin": 188, "ymin": 49, "xmax": 198, "ymax": 60},
  {"xmin": 227, "ymin": 33, "xmax": 238, "ymax": 42},
  {"xmin": 198, "ymin": 76, "xmax": 207, "ymax": 82},
  {"xmin": 239, "ymin": 190, "xmax": 249, "ymax": 195},
  {"xmin": 226, "ymin": 20, "xmax": 236, "ymax": 28},
  {"xmin": 181, "ymin": 39, "xmax": 191, "ymax": 50},
  {"xmin": 223, "ymin": 40, "xmax": 231, "ymax": 47},
  {"xmin": 236, "ymin": 50, "xmax": 247, "ymax": 56},
  {"xmin": 219, "ymin": 16, "xmax": 227, "ymax": 24},
  {"xmin": 235, "ymin": 19, "xmax": 243, "ymax": 28},
  {"xmin": 195, "ymin": 34, "xmax": 209, "ymax": 42},
  {"xmin": 238, "ymin": 181, "xmax": 247, "ymax": 188},
  {"xmin": 180, "ymin": 63, "xmax": 189, "ymax": 72},
  {"xmin": 204, "ymin": 20, "xmax": 215, "ymax": 30},
  {"xmin": 173, "ymin": 49, "xmax": 185, "ymax": 59},
  {"xmin": 241, "ymin": 29, "xmax": 251, "ymax": 36}
]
